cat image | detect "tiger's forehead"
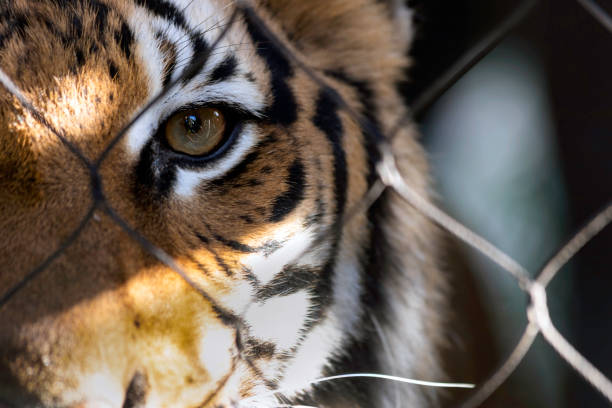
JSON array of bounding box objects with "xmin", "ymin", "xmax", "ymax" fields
[
  {"xmin": 128, "ymin": 0, "xmax": 254, "ymax": 95},
  {"xmin": 0, "ymin": 0, "xmax": 145, "ymax": 136},
  {"xmin": 0, "ymin": 0, "xmax": 266, "ymax": 161},
  {"xmin": 124, "ymin": 0, "xmax": 267, "ymax": 156}
]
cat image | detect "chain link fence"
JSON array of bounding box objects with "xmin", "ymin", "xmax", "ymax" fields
[{"xmin": 0, "ymin": 0, "xmax": 610, "ymax": 406}]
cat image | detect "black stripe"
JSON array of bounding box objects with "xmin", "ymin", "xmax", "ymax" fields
[
  {"xmin": 87, "ymin": 0, "xmax": 110, "ymax": 39},
  {"xmin": 155, "ymin": 30, "xmax": 178, "ymax": 88},
  {"xmin": 195, "ymin": 233, "xmax": 210, "ymax": 245},
  {"xmin": 163, "ymin": 57, "xmax": 176, "ymax": 89},
  {"xmin": 320, "ymin": 75, "xmax": 388, "ymax": 380},
  {"xmin": 115, "ymin": 21, "xmax": 134, "ymax": 60},
  {"xmin": 75, "ymin": 48, "xmax": 85, "ymax": 67},
  {"xmin": 313, "ymin": 88, "xmax": 348, "ymax": 218},
  {"xmin": 211, "ymin": 150, "xmax": 260, "ymax": 187},
  {"xmin": 208, "ymin": 227, "xmax": 282, "ymax": 255},
  {"xmin": 182, "ymin": 34, "xmax": 209, "ymax": 84},
  {"xmin": 109, "ymin": 61, "xmax": 119, "ymax": 78},
  {"xmin": 134, "ymin": 0, "xmax": 209, "ymax": 84},
  {"xmin": 212, "ymin": 132, "xmax": 278, "ymax": 190},
  {"xmin": 243, "ymin": 10, "xmax": 297, "ymax": 126},
  {"xmin": 213, "ymin": 234, "xmax": 256, "ymax": 254},
  {"xmin": 302, "ymin": 87, "xmax": 349, "ymax": 327},
  {"xmin": 245, "ymin": 338, "xmax": 277, "ymax": 359},
  {"xmin": 0, "ymin": 13, "xmax": 27, "ymax": 49},
  {"xmin": 269, "ymin": 159, "xmax": 306, "ymax": 223},
  {"xmin": 194, "ymin": 232, "xmax": 232, "ymax": 276},
  {"xmin": 326, "ymin": 70, "xmax": 382, "ymax": 187},
  {"xmin": 42, "ymin": 18, "xmax": 67, "ymax": 46},
  {"xmin": 133, "ymin": 139, "xmax": 177, "ymax": 199},
  {"xmin": 209, "ymin": 55, "xmax": 238, "ymax": 83},
  {"xmin": 240, "ymin": 215, "xmax": 254, "ymax": 224},
  {"xmin": 47, "ymin": 0, "xmax": 112, "ymax": 48},
  {"xmin": 256, "ymin": 265, "xmax": 319, "ymax": 300},
  {"xmin": 134, "ymin": 0, "xmax": 189, "ymax": 30},
  {"xmin": 212, "ymin": 250, "xmax": 233, "ymax": 277},
  {"xmin": 71, "ymin": 13, "xmax": 83, "ymax": 38},
  {"xmin": 243, "ymin": 267, "xmax": 260, "ymax": 287}
]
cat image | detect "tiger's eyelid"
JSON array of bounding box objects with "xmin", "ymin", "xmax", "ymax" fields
[
  {"xmin": 167, "ymin": 100, "xmax": 261, "ymax": 120},
  {"xmin": 186, "ymin": 101, "xmax": 261, "ymax": 119}
]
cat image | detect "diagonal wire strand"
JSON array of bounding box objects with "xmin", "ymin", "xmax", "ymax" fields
[
  {"xmin": 577, "ymin": 0, "xmax": 612, "ymax": 33},
  {"xmin": 379, "ymin": 156, "xmax": 532, "ymax": 287},
  {"xmin": 394, "ymin": 0, "xmax": 536, "ymax": 136},
  {"xmin": 0, "ymin": 69, "xmax": 93, "ymax": 168},
  {"xmin": 537, "ymin": 202, "xmax": 612, "ymax": 287},
  {"xmin": 459, "ymin": 322, "xmax": 539, "ymax": 408},
  {"xmin": 0, "ymin": 205, "xmax": 97, "ymax": 309},
  {"xmin": 528, "ymin": 283, "xmax": 612, "ymax": 404},
  {"xmin": 410, "ymin": 0, "xmax": 538, "ymax": 117},
  {"xmin": 101, "ymin": 202, "xmax": 233, "ymax": 318},
  {"xmin": 461, "ymin": 201, "xmax": 612, "ymax": 408}
]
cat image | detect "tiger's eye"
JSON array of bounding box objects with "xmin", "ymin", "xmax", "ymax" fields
[{"xmin": 165, "ymin": 107, "xmax": 226, "ymax": 156}]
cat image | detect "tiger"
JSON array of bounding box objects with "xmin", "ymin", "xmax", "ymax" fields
[{"xmin": 0, "ymin": 0, "xmax": 450, "ymax": 407}]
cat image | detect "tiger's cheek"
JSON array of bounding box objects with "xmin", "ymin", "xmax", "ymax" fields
[
  {"xmin": 117, "ymin": 271, "xmax": 238, "ymax": 407},
  {"xmin": 5, "ymin": 264, "xmax": 239, "ymax": 408}
]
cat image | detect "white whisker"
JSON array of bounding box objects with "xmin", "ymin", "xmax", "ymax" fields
[
  {"xmin": 239, "ymin": 373, "xmax": 475, "ymax": 406},
  {"xmin": 273, "ymin": 405, "xmax": 319, "ymax": 408}
]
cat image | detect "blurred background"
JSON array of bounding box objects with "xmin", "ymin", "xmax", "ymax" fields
[{"xmin": 400, "ymin": 0, "xmax": 612, "ymax": 406}]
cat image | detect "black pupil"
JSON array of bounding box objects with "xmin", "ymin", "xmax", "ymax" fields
[{"xmin": 184, "ymin": 114, "xmax": 202, "ymax": 134}]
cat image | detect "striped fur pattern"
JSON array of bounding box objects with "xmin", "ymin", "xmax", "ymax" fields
[{"xmin": 0, "ymin": 0, "xmax": 448, "ymax": 406}]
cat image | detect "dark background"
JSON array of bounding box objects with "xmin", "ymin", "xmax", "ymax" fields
[{"xmin": 402, "ymin": 0, "xmax": 612, "ymax": 406}]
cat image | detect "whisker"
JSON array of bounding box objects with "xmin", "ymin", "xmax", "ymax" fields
[
  {"xmin": 174, "ymin": 20, "xmax": 237, "ymax": 55},
  {"xmin": 171, "ymin": 42, "xmax": 252, "ymax": 70},
  {"xmin": 272, "ymin": 405, "xmax": 319, "ymax": 408},
  {"xmin": 173, "ymin": 2, "xmax": 239, "ymax": 53},
  {"xmin": 239, "ymin": 373, "xmax": 475, "ymax": 406},
  {"xmin": 173, "ymin": 1, "xmax": 237, "ymax": 46}
]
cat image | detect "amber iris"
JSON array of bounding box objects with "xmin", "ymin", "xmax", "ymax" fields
[{"xmin": 165, "ymin": 107, "xmax": 226, "ymax": 156}]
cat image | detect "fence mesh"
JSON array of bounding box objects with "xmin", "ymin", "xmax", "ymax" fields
[{"xmin": 0, "ymin": 0, "xmax": 610, "ymax": 406}]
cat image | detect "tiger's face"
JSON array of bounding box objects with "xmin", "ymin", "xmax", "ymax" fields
[{"xmin": 0, "ymin": 0, "xmax": 443, "ymax": 407}]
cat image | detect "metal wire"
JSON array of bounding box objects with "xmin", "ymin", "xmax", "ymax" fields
[
  {"xmin": 537, "ymin": 202, "xmax": 612, "ymax": 287},
  {"xmin": 410, "ymin": 0, "xmax": 539, "ymax": 118},
  {"xmin": 577, "ymin": 0, "xmax": 612, "ymax": 33},
  {"xmin": 459, "ymin": 322, "xmax": 539, "ymax": 408},
  {"xmin": 0, "ymin": 1, "xmax": 611, "ymax": 407}
]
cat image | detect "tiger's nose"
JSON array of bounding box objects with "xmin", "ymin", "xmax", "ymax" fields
[
  {"xmin": 74, "ymin": 372, "xmax": 149, "ymax": 408},
  {"xmin": 121, "ymin": 372, "xmax": 148, "ymax": 408},
  {"xmin": 74, "ymin": 402, "xmax": 114, "ymax": 408},
  {"xmin": 69, "ymin": 372, "xmax": 148, "ymax": 408}
]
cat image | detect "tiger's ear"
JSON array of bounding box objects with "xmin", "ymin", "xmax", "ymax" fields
[{"xmin": 258, "ymin": 0, "xmax": 414, "ymax": 73}]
